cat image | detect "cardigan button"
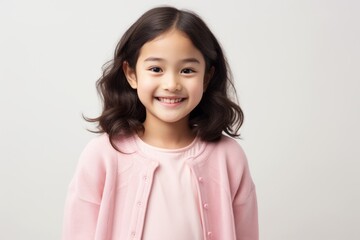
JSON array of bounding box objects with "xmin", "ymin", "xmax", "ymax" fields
[
  {"xmin": 131, "ymin": 231, "xmax": 136, "ymax": 238},
  {"xmin": 198, "ymin": 177, "xmax": 204, "ymax": 182},
  {"xmin": 203, "ymin": 203, "xmax": 209, "ymax": 209},
  {"xmin": 207, "ymin": 231, "xmax": 213, "ymax": 238}
]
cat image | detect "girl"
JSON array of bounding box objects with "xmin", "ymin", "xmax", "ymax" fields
[{"xmin": 62, "ymin": 6, "xmax": 258, "ymax": 240}]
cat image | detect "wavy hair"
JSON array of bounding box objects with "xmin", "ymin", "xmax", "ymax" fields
[{"xmin": 86, "ymin": 6, "xmax": 244, "ymax": 147}]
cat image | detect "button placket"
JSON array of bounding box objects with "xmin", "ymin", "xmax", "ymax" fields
[
  {"xmin": 198, "ymin": 176, "xmax": 213, "ymax": 239},
  {"xmin": 128, "ymin": 165, "xmax": 156, "ymax": 240},
  {"xmin": 143, "ymin": 175, "xmax": 148, "ymax": 182},
  {"xmin": 133, "ymin": 163, "xmax": 158, "ymax": 240},
  {"xmin": 190, "ymin": 166, "xmax": 212, "ymax": 240}
]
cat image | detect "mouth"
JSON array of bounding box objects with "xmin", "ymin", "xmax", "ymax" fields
[{"xmin": 156, "ymin": 97, "xmax": 185, "ymax": 104}]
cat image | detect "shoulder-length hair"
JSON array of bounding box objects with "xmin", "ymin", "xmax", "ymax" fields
[{"xmin": 87, "ymin": 6, "xmax": 244, "ymax": 147}]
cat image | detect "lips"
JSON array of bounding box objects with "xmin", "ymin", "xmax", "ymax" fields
[{"xmin": 156, "ymin": 97, "xmax": 184, "ymax": 104}]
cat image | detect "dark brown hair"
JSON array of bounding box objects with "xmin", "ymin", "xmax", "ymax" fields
[{"xmin": 87, "ymin": 6, "xmax": 244, "ymax": 146}]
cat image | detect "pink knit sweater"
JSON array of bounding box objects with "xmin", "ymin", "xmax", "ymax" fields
[{"xmin": 62, "ymin": 134, "xmax": 258, "ymax": 240}]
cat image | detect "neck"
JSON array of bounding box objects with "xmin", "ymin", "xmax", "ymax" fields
[{"xmin": 140, "ymin": 119, "xmax": 195, "ymax": 149}]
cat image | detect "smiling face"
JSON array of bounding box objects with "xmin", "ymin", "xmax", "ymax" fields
[{"xmin": 124, "ymin": 29, "xmax": 209, "ymax": 133}]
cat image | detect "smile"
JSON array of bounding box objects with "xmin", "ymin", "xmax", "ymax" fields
[{"xmin": 156, "ymin": 97, "xmax": 184, "ymax": 104}]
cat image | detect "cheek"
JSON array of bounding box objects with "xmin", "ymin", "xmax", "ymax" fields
[
  {"xmin": 189, "ymin": 81, "xmax": 205, "ymax": 102},
  {"xmin": 136, "ymin": 79, "xmax": 155, "ymax": 101},
  {"xmin": 134, "ymin": 68, "xmax": 153, "ymax": 89},
  {"xmin": 137, "ymin": 80, "xmax": 154, "ymax": 93}
]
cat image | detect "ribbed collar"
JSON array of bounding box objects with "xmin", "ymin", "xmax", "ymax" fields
[{"xmin": 132, "ymin": 134, "xmax": 206, "ymax": 161}]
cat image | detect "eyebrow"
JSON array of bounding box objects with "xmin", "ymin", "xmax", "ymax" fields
[{"xmin": 144, "ymin": 57, "xmax": 201, "ymax": 64}]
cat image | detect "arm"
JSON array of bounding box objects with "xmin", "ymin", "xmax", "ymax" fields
[
  {"xmin": 230, "ymin": 141, "xmax": 259, "ymax": 240},
  {"xmin": 62, "ymin": 186, "xmax": 100, "ymax": 239},
  {"xmin": 62, "ymin": 139, "xmax": 107, "ymax": 240},
  {"xmin": 233, "ymin": 184, "xmax": 259, "ymax": 240}
]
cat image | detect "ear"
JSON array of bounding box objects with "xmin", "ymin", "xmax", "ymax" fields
[
  {"xmin": 204, "ymin": 66, "xmax": 215, "ymax": 91},
  {"xmin": 123, "ymin": 61, "xmax": 137, "ymax": 89}
]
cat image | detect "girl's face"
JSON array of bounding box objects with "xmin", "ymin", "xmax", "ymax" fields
[{"xmin": 124, "ymin": 29, "xmax": 209, "ymax": 130}]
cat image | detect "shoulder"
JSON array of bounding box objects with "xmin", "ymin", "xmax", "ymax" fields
[
  {"xmin": 201, "ymin": 135, "xmax": 249, "ymax": 172},
  {"xmin": 205, "ymin": 135, "xmax": 255, "ymax": 199},
  {"xmin": 78, "ymin": 133, "xmax": 136, "ymax": 169},
  {"xmin": 83, "ymin": 133, "xmax": 114, "ymax": 153},
  {"xmin": 76, "ymin": 134, "xmax": 115, "ymax": 172},
  {"xmin": 211, "ymin": 135, "xmax": 247, "ymax": 159},
  {"xmin": 70, "ymin": 134, "xmax": 121, "ymax": 204},
  {"xmin": 196, "ymin": 135, "xmax": 254, "ymax": 199},
  {"xmin": 217, "ymin": 134, "xmax": 244, "ymax": 149},
  {"xmin": 81, "ymin": 133, "xmax": 135, "ymax": 156}
]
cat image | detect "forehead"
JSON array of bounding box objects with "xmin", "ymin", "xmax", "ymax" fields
[{"xmin": 137, "ymin": 29, "xmax": 205, "ymax": 63}]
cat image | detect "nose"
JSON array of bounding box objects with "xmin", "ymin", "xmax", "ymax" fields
[{"xmin": 162, "ymin": 73, "xmax": 182, "ymax": 92}]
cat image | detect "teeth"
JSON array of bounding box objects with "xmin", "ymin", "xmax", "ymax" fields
[{"xmin": 158, "ymin": 98, "xmax": 183, "ymax": 103}]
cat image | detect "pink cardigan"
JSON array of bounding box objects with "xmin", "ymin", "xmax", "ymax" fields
[{"xmin": 62, "ymin": 134, "xmax": 258, "ymax": 240}]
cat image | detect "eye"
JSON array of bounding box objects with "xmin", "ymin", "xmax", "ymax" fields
[
  {"xmin": 149, "ymin": 67, "xmax": 162, "ymax": 73},
  {"xmin": 181, "ymin": 68, "xmax": 196, "ymax": 74}
]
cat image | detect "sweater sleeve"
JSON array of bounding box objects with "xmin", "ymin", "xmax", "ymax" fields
[
  {"xmin": 233, "ymin": 185, "xmax": 259, "ymax": 240},
  {"xmin": 62, "ymin": 138, "xmax": 108, "ymax": 240},
  {"xmin": 232, "ymin": 144, "xmax": 259, "ymax": 240}
]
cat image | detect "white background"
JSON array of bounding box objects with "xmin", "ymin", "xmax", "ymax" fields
[{"xmin": 1, "ymin": 0, "xmax": 359, "ymax": 239}]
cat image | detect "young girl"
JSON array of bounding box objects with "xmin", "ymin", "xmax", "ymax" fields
[{"xmin": 62, "ymin": 6, "xmax": 258, "ymax": 240}]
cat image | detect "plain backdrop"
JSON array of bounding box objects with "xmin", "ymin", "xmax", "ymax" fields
[{"xmin": 1, "ymin": 0, "xmax": 359, "ymax": 239}]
